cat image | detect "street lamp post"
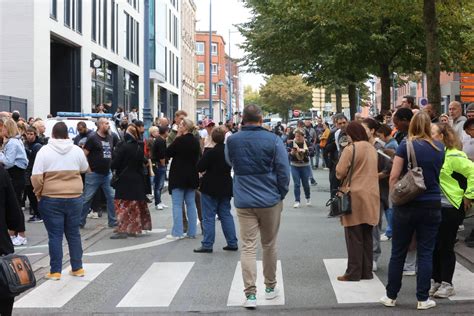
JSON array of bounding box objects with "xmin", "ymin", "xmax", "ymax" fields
[
  {"xmin": 218, "ymin": 81, "xmax": 224, "ymax": 123},
  {"xmin": 143, "ymin": 0, "xmax": 152, "ymax": 135},
  {"xmin": 208, "ymin": 0, "xmax": 213, "ymax": 119}
]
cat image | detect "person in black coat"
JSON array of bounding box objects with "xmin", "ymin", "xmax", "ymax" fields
[
  {"xmin": 165, "ymin": 118, "xmax": 200, "ymax": 240},
  {"xmin": 0, "ymin": 165, "xmax": 23, "ymax": 315},
  {"xmin": 194, "ymin": 127, "xmax": 238, "ymax": 253},
  {"xmin": 24, "ymin": 126, "xmax": 43, "ymax": 222},
  {"xmin": 109, "ymin": 125, "xmax": 152, "ymax": 239}
]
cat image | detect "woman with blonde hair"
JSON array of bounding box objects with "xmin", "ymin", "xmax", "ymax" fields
[
  {"xmin": 109, "ymin": 124, "xmax": 152, "ymax": 239},
  {"xmin": 380, "ymin": 112, "xmax": 444, "ymax": 310},
  {"xmin": 0, "ymin": 119, "xmax": 28, "ymax": 246},
  {"xmin": 429, "ymin": 123, "xmax": 474, "ymax": 298},
  {"xmin": 165, "ymin": 118, "xmax": 200, "ymax": 240}
]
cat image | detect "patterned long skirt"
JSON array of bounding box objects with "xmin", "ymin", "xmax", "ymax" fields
[{"xmin": 114, "ymin": 200, "xmax": 152, "ymax": 234}]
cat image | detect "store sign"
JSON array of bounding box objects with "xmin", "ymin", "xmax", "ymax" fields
[{"xmin": 460, "ymin": 73, "xmax": 474, "ymax": 102}]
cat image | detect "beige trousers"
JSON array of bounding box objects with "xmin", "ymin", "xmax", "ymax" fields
[{"xmin": 236, "ymin": 201, "xmax": 283, "ymax": 295}]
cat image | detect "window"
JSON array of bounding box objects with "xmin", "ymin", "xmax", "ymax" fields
[
  {"xmin": 50, "ymin": 0, "xmax": 57, "ymax": 19},
  {"xmin": 211, "ymin": 63, "xmax": 218, "ymax": 74},
  {"xmin": 212, "ymin": 83, "xmax": 218, "ymax": 95},
  {"xmin": 197, "ymin": 83, "xmax": 205, "ymax": 96},
  {"xmin": 196, "ymin": 42, "xmax": 204, "ymax": 55},
  {"xmin": 211, "ymin": 43, "xmax": 218, "ymax": 56},
  {"xmin": 125, "ymin": 12, "xmax": 139, "ymax": 65},
  {"xmin": 65, "ymin": 0, "xmax": 82, "ymax": 32},
  {"xmin": 198, "ymin": 62, "xmax": 205, "ymax": 74}
]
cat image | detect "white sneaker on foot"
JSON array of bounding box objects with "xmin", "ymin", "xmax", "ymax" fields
[
  {"xmin": 161, "ymin": 203, "xmax": 169, "ymax": 208},
  {"xmin": 380, "ymin": 233, "xmax": 391, "ymax": 241},
  {"xmin": 417, "ymin": 298, "xmax": 436, "ymax": 310},
  {"xmin": 379, "ymin": 295, "xmax": 396, "ymax": 307},
  {"xmin": 429, "ymin": 279, "xmax": 441, "ymax": 296},
  {"xmin": 88, "ymin": 212, "xmax": 99, "ymax": 219},
  {"xmin": 156, "ymin": 204, "xmax": 164, "ymax": 210},
  {"xmin": 166, "ymin": 234, "xmax": 184, "ymax": 241},
  {"xmin": 12, "ymin": 236, "xmax": 27, "ymax": 246},
  {"xmin": 403, "ymin": 270, "xmax": 416, "ymax": 276},
  {"xmin": 434, "ymin": 281, "xmax": 455, "ymax": 298},
  {"xmin": 305, "ymin": 199, "xmax": 311, "ymax": 206},
  {"xmin": 293, "ymin": 202, "xmax": 300, "ymax": 208},
  {"xmin": 243, "ymin": 294, "xmax": 257, "ymax": 308},
  {"xmin": 265, "ymin": 287, "xmax": 279, "ymax": 300}
]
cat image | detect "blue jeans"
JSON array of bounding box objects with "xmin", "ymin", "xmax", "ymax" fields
[
  {"xmin": 171, "ymin": 188, "xmax": 197, "ymax": 237},
  {"xmin": 200, "ymin": 193, "xmax": 238, "ymax": 249},
  {"xmin": 386, "ymin": 206, "xmax": 441, "ymax": 301},
  {"xmin": 384, "ymin": 208, "xmax": 393, "ymax": 238},
  {"xmin": 314, "ymin": 144, "xmax": 325, "ymax": 168},
  {"xmin": 80, "ymin": 172, "xmax": 116, "ymax": 227},
  {"xmin": 39, "ymin": 197, "xmax": 83, "ymax": 273},
  {"xmin": 153, "ymin": 166, "xmax": 166, "ymax": 205},
  {"xmin": 291, "ymin": 165, "xmax": 311, "ymax": 202}
]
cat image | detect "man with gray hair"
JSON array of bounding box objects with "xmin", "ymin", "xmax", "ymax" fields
[
  {"xmin": 448, "ymin": 101, "xmax": 467, "ymax": 140},
  {"xmin": 225, "ymin": 104, "xmax": 290, "ymax": 309}
]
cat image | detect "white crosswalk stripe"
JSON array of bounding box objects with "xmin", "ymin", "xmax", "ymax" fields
[
  {"xmin": 227, "ymin": 260, "xmax": 285, "ymax": 306},
  {"xmin": 117, "ymin": 262, "xmax": 195, "ymax": 307},
  {"xmin": 449, "ymin": 262, "xmax": 474, "ymax": 301},
  {"xmin": 15, "ymin": 263, "xmax": 112, "ymax": 308},
  {"xmin": 323, "ymin": 259, "xmax": 386, "ymax": 303}
]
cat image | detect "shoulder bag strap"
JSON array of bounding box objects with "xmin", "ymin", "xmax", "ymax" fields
[
  {"xmin": 407, "ymin": 140, "xmax": 418, "ymax": 169},
  {"xmin": 347, "ymin": 144, "xmax": 356, "ymax": 188}
]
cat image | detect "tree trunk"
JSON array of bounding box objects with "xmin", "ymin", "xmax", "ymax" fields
[
  {"xmin": 335, "ymin": 88, "xmax": 342, "ymax": 113},
  {"xmin": 348, "ymin": 83, "xmax": 357, "ymax": 120},
  {"xmin": 380, "ymin": 64, "xmax": 392, "ymax": 112},
  {"xmin": 424, "ymin": 0, "xmax": 441, "ymax": 114}
]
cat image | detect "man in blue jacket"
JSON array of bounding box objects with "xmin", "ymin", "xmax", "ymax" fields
[{"xmin": 226, "ymin": 104, "xmax": 290, "ymax": 309}]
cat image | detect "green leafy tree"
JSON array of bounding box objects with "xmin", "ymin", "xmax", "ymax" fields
[
  {"xmin": 243, "ymin": 85, "xmax": 262, "ymax": 107},
  {"xmin": 259, "ymin": 75, "xmax": 312, "ymax": 121}
]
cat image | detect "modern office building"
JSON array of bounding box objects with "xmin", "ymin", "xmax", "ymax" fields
[
  {"xmin": 180, "ymin": 0, "xmax": 197, "ymax": 120},
  {"xmin": 195, "ymin": 31, "xmax": 228, "ymax": 122},
  {"xmin": 149, "ymin": 0, "xmax": 181, "ymax": 119},
  {"xmin": 0, "ymin": 0, "xmax": 144, "ymax": 119}
]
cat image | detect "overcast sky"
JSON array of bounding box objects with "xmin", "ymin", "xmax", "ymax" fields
[{"xmin": 195, "ymin": 0, "xmax": 265, "ymax": 90}]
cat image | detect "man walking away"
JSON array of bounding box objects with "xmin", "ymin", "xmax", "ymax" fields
[
  {"xmin": 25, "ymin": 126, "xmax": 43, "ymax": 222},
  {"xmin": 152, "ymin": 126, "xmax": 169, "ymax": 210},
  {"xmin": 80, "ymin": 118, "xmax": 116, "ymax": 228},
  {"xmin": 226, "ymin": 104, "xmax": 290, "ymax": 309}
]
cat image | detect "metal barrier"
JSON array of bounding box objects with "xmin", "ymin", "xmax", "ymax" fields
[{"xmin": 0, "ymin": 95, "xmax": 28, "ymax": 117}]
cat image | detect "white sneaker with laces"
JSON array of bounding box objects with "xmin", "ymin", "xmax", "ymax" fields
[
  {"xmin": 265, "ymin": 287, "xmax": 279, "ymax": 300},
  {"xmin": 305, "ymin": 199, "xmax": 311, "ymax": 206},
  {"xmin": 379, "ymin": 295, "xmax": 396, "ymax": 307},
  {"xmin": 429, "ymin": 279, "xmax": 441, "ymax": 296},
  {"xmin": 89, "ymin": 212, "xmax": 99, "ymax": 219},
  {"xmin": 293, "ymin": 202, "xmax": 300, "ymax": 208},
  {"xmin": 166, "ymin": 234, "xmax": 184, "ymax": 241},
  {"xmin": 12, "ymin": 236, "xmax": 27, "ymax": 246},
  {"xmin": 243, "ymin": 294, "xmax": 257, "ymax": 308},
  {"xmin": 161, "ymin": 203, "xmax": 169, "ymax": 208},
  {"xmin": 417, "ymin": 298, "xmax": 436, "ymax": 310},
  {"xmin": 434, "ymin": 281, "xmax": 455, "ymax": 298}
]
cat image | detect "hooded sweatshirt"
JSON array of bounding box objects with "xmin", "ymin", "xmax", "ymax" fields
[{"xmin": 31, "ymin": 138, "xmax": 89, "ymax": 199}]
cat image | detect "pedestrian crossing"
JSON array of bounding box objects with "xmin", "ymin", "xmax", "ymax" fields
[{"xmin": 14, "ymin": 259, "xmax": 474, "ymax": 310}]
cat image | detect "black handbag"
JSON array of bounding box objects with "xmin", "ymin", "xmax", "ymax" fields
[
  {"xmin": 327, "ymin": 144, "xmax": 355, "ymax": 218},
  {"xmin": 0, "ymin": 254, "xmax": 36, "ymax": 297},
  {"xmin": 110, "ymin": 143, "xmax": 141, "ymax": 189}
]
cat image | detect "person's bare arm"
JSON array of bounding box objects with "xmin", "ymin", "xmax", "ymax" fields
[{"xmin": 389, "ymin": 156, "xmax": 404, "ymax": 191}]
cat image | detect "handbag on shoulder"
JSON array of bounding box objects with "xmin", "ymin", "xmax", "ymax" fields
[
  {"xmin": 327, "ymin": 144, "xmax": 355, "ymax": 217},
  {"xmin": 0, "ymin": 254, "xmax": 36, "ymax": 297},
  {"xmin": 390, "ymin": 140, "xmax": 426, "ymax": 206}
]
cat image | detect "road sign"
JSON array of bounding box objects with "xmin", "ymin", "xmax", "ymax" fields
[
  {"xmin": 461, "ymin": 96, "xmax": 474, "ymax": 102},
  {"xmin": 460, "ymin": 84, "xmax": 474, "ymax": 90},
  {"xmin": 461, "ymin": 91, "xmax": 474, "ymax": 96},
  {"xmin": 419, "ymin": 97, "xmax": 428, "ymax": 107}
]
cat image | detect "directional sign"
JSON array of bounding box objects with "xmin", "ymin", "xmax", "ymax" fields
[
  {"xmin": 461, "ymin": 91, "xmax": 474, "ymax": 96},
  {"xmin": 461, "ymin": 96, "xmax": 474, "ymax": 102},
  {"xmin": 460, "ymin": 84, "xmax": 474, "ymax": 90}
]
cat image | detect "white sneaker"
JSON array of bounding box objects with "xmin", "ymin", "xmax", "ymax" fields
[
  {"xmin": 166, "ymin": 234, "xmax": 184, "ymax": 241},
  {"xmin": 88, "ymin": 212, "xmax": 99, "ymax": 219},
  {"xmin": 12, "ymin": 236, "xmax": 27, "ymax": 246},
  {"xmin": 293, "ymin": 202, "xmax": 300, "ymax": 208},
  {"xmin": 379, "ymin": 295, "xmax": 396, "ymax": 307},
  {"xmin": 429, "ymin": 279, "xmax": 441, "ymax": 296},
  {"xmin": 458, "ymin": 225, "xmax": 465, "ymax": 232},
  {"xmin": 417, "ymin": 298, "xmax": 436, "ymax": 310},
  {"xmin": 403, "ymin": 270, "xmax": 416, "ymax": 276},
  {"xmin": 372, "ymin": 261, "xmax": 378, "ymax": 272},
  {"xmin": 434, "ymin": 281, "xmax": 455, "ymax": 298},
  {"xmin": 156, "ymin": 204, "xmax": 164, "ymax": 210},
  {"xmin": 243, "ymin": 294, "xmax": 257, "ymax": 308},
  {"xmin": 305, "ymin": 199, "xmax": 311, "ymax": 206},
  {"xmin": 161, "ymin": 203, "xmax": 169, "ymax": 208},
  {"xmin": 265, "ymin": 287, "xmax": 279, "ymax": 300},
  {"xmin": 380, "ymin": 233, "xmax": 391, "ymax": 241}
]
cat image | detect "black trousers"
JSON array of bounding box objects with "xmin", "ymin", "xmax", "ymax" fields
[
  {"xmin": 7, "ymin": 167, "xmax": 26, "ymax": 232},
  {"xmin": 344, "ymin": 224, "xmax": 373, "ymax": 281},
  {"xmin": 329, "ymin": 168, "xmax": 340, "ymax": 198},
  {"xmin": 0, "ymin": 297, "xmax": 14, "ymax": 316},
  {"xmin": 432, "ymin": 207, "xmax": 465, "ymax": 284},
  {"xmin": 25, "ymin": 185, "xmax": 39, "ymax": 216}
]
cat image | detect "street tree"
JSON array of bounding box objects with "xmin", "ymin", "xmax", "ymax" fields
[{"xmin": 259, "ymin": 75, "xmax": 312, "ymax": 121}]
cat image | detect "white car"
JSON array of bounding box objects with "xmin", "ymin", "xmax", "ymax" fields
[{"xmin": 44, "ymin": 112, "xmax": 121, "ymax": 140}]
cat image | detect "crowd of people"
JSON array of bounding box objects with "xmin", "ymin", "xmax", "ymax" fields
[{"xmin": 0, "ymin": 98, "xmax": 473, "ymax": 312}]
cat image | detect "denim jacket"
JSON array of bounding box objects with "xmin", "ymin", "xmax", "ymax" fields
[
  {"xmin": 225, "ymin": 125, "xmax": 290, "ymax": 208},
  {"xmin": 0, "ymin": 136, "xmax": 28, "ymax": 170}
]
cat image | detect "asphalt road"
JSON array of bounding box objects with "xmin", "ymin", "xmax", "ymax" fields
[{"xmin": 12, "ymin": 169, "xmax": 474, "ymax": 315}]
